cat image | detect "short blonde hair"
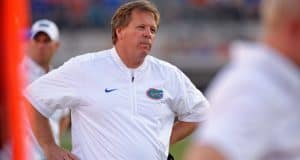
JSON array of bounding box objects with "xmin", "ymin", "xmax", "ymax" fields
[{"xmin": 111, "ymin": 0, "xmax": 160, "ymax": 44}]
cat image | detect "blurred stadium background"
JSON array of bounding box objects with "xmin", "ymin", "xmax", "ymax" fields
[{"xmin": 29, "ymin": 0, "xmax": 261, "ymax": 159}]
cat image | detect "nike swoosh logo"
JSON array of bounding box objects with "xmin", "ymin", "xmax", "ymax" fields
[{"xmin": 105, "ymin": 88, "xmax": 117, "ymax": 93}]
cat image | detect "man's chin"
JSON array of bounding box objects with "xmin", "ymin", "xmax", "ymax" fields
[
  {"xmin": 137, "ymin": 50, "xmax": 150, "ymax": 62},
  {"xmin": 140, "ymin": 52, "xmax": 150, "ymax": 59},
  {"xmin": 141, "ymin": 48, "xmax": 151, "ymax": 55}
]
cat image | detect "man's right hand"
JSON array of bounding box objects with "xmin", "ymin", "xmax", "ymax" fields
[{"xmin": 44, "ymin": 144, "xmax": 79, "ymax": 160}]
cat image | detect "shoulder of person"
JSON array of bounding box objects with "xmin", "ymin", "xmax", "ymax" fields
[
  {"xmin": 63, "ymin": 49, "xmax": 112, "ymax": 67},
  {"xmin": 207, "ymin": 63, "xmax": 281, "ymax": 106},
  {"xmin": 147, "ymin": 55, "xmax": 182, "ymax": 74}
]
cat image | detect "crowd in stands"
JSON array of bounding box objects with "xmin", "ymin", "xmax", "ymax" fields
[{"xmin": 31, "ymin": 0, "xmax": 261, "ymax": 29}]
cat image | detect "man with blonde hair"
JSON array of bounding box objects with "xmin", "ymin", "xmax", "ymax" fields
[
  {"xmin": 185, "ymin": 0, "xmax": 300, "ymax": 160},
  {"xmin": 24, "ymin": 1, "xmax": 209, "ymax": 160}
]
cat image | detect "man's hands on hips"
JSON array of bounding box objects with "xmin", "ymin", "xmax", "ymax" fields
[{"xmin": 44, "ymin": 144, "xmax": 78, "ymax": 160}]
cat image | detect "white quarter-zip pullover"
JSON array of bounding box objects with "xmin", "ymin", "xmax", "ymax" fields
[{"xmin": 25, "ymin": 48, "xmax": 209, "ymax": 160}]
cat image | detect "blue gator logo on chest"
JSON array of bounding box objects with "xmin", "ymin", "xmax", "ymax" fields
[{"xmin": 146, "ymin": 88, "xmax": 163, "ymax": 100}]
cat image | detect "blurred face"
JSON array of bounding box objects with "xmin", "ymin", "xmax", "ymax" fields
[
  {"xmin": 116, "ymin": 9, "xmax": 157, "ymax": 67},
  {"xmin": 283, "ymin": 15, "xmax": 300, "ymax": 66},
  {"xmin": 28, "ymin": 32, "xmax": 59, "ymax": 67},
  {"xmin": 293, "ymin": 17, "xmax": 300, "ymax": 66}
]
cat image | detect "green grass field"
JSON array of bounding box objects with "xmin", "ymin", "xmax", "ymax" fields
[
  {"xmin": 60, "ymin": 131, "xmax": 191, "ymax": 160},
  {"xmin": 170, "ymin": 137, "xmax": 191, "ymax": 160}
]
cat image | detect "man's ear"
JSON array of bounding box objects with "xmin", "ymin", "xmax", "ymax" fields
[
  {"xmin": 56, "ymin": 42, "xmax": 60, "ymax": 48},
  {"xmin": 116, "ymin": 27, "xmax": 123, "ymax": 40},
  {"xmin": 55, "ymin": 42, "xmax": 60, "ymax": 49},
  {"xmin": 53, "ymin": 42, "xmax": 60, "ymax": 53}
]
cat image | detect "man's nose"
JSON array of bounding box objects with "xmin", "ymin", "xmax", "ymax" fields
[
  {"xmin": 37, "ymin": 42, "xmax": 47, "ymax": 48},
  {"xmin": 143, "ymin": 28, "xmax": 153, "ymax": 38}
]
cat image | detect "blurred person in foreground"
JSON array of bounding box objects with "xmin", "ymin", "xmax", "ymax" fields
[
  {"xmin": 24, "ymin": 1, "xmax": 209, "ymax": 160},
  {"xmin": 184, "ymin": 0, "xmax": 300, "ymax": 160},
  {"xmin": 21, "ymin": 19, "xmax": 70, "ymax": 160}
]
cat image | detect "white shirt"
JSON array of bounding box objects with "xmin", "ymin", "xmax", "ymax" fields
[
  {"xmin": 24, "ymin": 48, "xmax": 209, "ymax": 160},
  {"xmin": 196, "ymin": 41, "xmax": 300, "ymax": 160},
  {"xmin": 21, "ymin": 56, "xmax": 68, "ymax": 159},
  {"xmin": 21, "ymin": 56, "xmax": 48, "ymax": 84}
]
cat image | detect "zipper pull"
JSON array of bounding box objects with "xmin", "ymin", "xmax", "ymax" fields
[{"xmin": 131, "ymin": 70, "xmax": 135, "ymax": 83}]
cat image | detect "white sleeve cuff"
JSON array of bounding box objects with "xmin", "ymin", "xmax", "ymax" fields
[
  {"xmin": 23, "ymin": 90, "xmax": 53, "ymax": 118},
  {"xmin": 178, "ymin": 101, "xmax": 209, "ymax": 122}
]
